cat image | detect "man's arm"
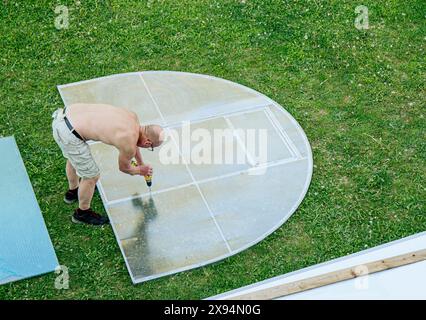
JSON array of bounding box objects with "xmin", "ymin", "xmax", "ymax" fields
[
  {"xmin": 135, "ymin": 147, "xmax": 143, "ymax": 166},
  {"xmin": 118, "ymin": 147, "xmax": 141, "ymax": 175},
  {"xmin": 118, "ymin": 146, "xmax": 153, "ymax": 176}
]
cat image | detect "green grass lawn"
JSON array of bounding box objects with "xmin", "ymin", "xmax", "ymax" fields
[{"xmin": 0, "ymin": 0, "xmax": 425, "ymax": 299}]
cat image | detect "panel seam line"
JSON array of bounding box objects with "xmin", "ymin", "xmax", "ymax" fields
[{"xmin": 264, "ymin": 108, "xmax": 302, "ymax": 159}]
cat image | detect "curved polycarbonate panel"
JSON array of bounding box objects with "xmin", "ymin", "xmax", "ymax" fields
[{"xmin": 58, "ymin": 71, "xmax": 313, "ymax": 283}]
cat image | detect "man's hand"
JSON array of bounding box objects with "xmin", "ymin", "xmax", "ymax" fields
[
  {"xmin": 130, "ymin": 160, "xmax": 152, "ymax": 176},
  {"xmin": 139, "ymin": 164, "xmax": 153, "ymax": 176}
]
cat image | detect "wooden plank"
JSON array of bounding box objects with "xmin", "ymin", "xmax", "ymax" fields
[{"xmin": 226, "ymin": 249, "xmax": 426, "ymax": 300}]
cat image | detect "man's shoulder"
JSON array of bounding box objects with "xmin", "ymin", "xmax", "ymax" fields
[{"xmin": 114, "ymin": 128, "xmax": 138, "ymax": 152}]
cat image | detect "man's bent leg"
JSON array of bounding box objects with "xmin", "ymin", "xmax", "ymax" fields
[
  {"xmin": 78, "ymin": 175, "xmax": 99, "ymax": 210},
  {"xmin": 65, "ymin": 143, "xmax": 108, "ymax": 225},
  {"xmin": 73, "ymin": 174, "xmax": 108, "ymax": 226},
  {"xmin": 66, "ymin": 160, "xmax": 79, "ymax": 190},
  {"xmin": 64, "ymin": 160, "xmax": 80, "ymax": 204}
]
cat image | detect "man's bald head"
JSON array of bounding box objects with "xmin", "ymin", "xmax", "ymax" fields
[{"xmin": 138, "ymin": 124, "xmax": 165, "ymax": 149}]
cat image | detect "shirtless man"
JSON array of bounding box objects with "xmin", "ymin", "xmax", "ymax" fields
[{"xmin": 52, "ymin": 103, "xmax": 164, "ymax": 226}]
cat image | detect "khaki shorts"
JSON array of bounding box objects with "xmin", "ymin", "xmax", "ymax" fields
[{"xmin": 52, "ymin": 108, "xmax": 100, "ymax": 179}]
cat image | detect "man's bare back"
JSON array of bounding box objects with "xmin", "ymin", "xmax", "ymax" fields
[
  {"xmin": 67, "ymin": 103, "xmax": 163, "ymax": 177},
  {"xmin": 68, "ymin": 103, "xmax": 139, "ymax": 149}
]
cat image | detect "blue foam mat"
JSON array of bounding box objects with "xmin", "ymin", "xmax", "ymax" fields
[{"xmin": 0, "ymin": 136, "xmax": 59, "ymax": 285}]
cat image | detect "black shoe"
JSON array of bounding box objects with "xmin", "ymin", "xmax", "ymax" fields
[
  {"xmin": 64, "ymin": 188, "xmax": 79, "ymax": 204},
  {"xmin": 72, "ymin": 208, "xmax": 109, "ymax": 226}
]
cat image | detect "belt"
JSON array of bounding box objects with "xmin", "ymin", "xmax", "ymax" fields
[{"xmin": 63, "ymin": 107, "xmax": 84, "ymax": 141}]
